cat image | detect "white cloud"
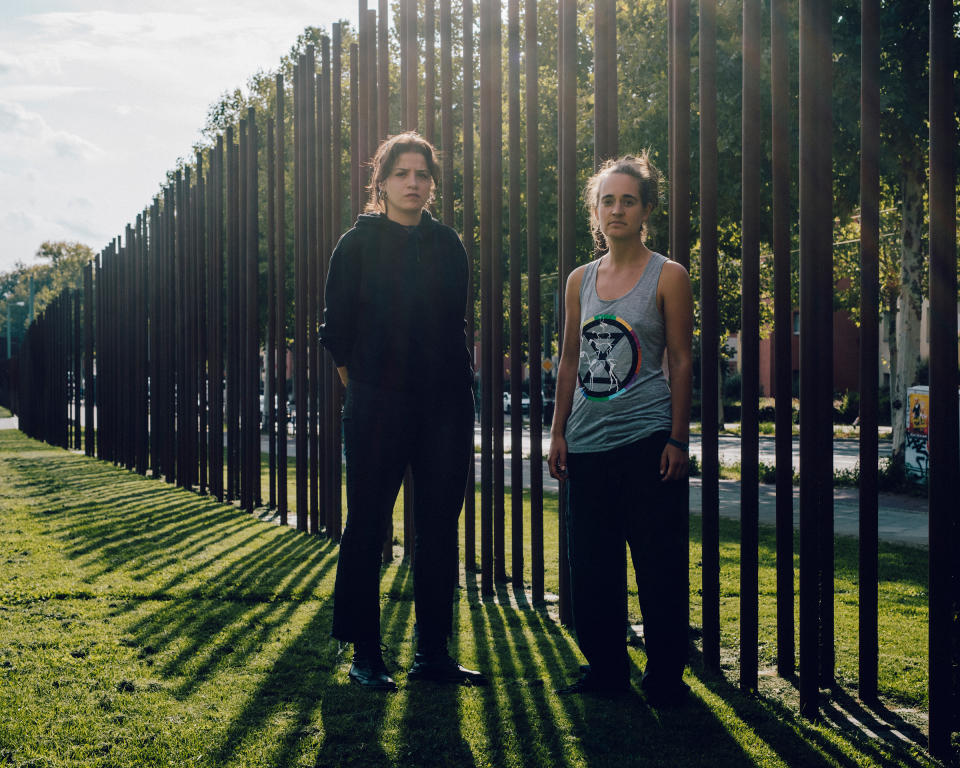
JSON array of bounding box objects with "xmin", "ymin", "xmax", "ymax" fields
[
  {"xmin": 0, "ymin": 1, "xmax": 349, "ymax": 273},
  {"xmin": 0, "ymin": 100, "xmax": 103, "ymax": 161}
]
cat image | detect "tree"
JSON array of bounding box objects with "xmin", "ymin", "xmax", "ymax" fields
[{"xmin": 0, "ymin": 241, "xmax": 93, "ymax": 356}]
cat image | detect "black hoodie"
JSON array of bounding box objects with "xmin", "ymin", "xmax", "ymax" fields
[{"xmin": 319, "ymin": 211, "xmax": 473, "ymax": 393}]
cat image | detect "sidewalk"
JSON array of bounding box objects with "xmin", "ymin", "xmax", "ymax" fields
[
  {"xmin": 483, "ymin": 456, "xmax": 929, "ymax": 549},
  {"xmin": 5, "ymin": 414, "xmax": 926, "ymax": 548}
]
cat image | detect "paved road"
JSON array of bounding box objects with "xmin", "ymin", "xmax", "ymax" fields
[
  {"xmin": 4, "ymin": 414, "xmax": 921, "ymax": 547},
  {"xmin": 482, "ymin": 425, "xmax": 892, "ymax": 472},
  {"xmin": 477, "ymin": 426, "xmax": 925, "ymax": 549}
]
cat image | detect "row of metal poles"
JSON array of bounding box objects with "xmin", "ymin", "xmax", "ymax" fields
[{"xmin": 12, "ymin": 0, "xmax": 957, "ymax": 754}]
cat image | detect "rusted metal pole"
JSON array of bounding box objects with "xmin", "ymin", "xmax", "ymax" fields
[
  {"xmin": 350, "ymin": 45, "xmax": 360, "ymax": 222},
  {"xmin": 307, "ymin": 46, "xmax": 320, "ymax": 534},
  {"xmin": 740, "ymin": 0, "xmax": 761, "ymax": 693},
  {"xmin": 358, "ymin": 3, "xmax": 370, "ymax": 184},
  {"xmin": 857, "ymin": 0, "xmax": 879, "ymax": 702},
  {"xmin": 275, "ymin": 74, "xmax": 288, "ymax": 524},
  {"xmin": 462, "ymin": 0, "xmax": 477, "ymax": 574},
  {"xmin": 490, "ymin": 0, "xmax": 506, "ymax": 586},
  {"xmin": 424, "ymin": 0, "xmax": 436, "ymax": 144},
  {"xmin": 798, "ymin": 0, "xmax": 833, "ymax": 718},
  {"xmin": 83, "ymin": 261, "xmax": 94, "ymax": 457},
  {"xmin": 226, "ymin": 129, "xmax": 240, "ymax": 500},
  {"xmin": 367, "ymin": 9, "xmax": 378, "ymax": 161},
  {"xmin": 295, "ymin": 59, "xmax": 309, "ymax": 531},
  {"xmin": 699, "ymin": 0, "xmax": 721, "ymax": 674},
  {"xmin": 330, "ymin": 30, "xmax": 343, "ymax": 540},
  {"xmin": 593, "ymin": 0, "xmax": 617, "ymax": 167},
  {"xmin": 771, "ymin": 0, "xmax": 794, "ymax": 680},
  {"xmin": 246, "ymin": 106, "xmax": 260, "ymax": 511},
  {"xmin": 238, "ymin": 121, "xmax": 250, "ymax": 508},
  {"xmin": 508, "ymin": 0, "xmax": 523, "ymax": 588},
  {"xmin": 209, "ymin": 137, "xmax": 225, "ymax": 502},
  {"xmin": 196, "ymin": 159, "xmax": 208, "ymax": 494},
  {"xmin": 378, "ymin": 1, "xmax": 389, "ymax": 143},
  {"xmin": 404, "ymin": 0, "xmax": 418, "ymax": 131},
  {"xmin": 557, "ymin": 0, "xmax": 576, "ymax": 625},
  {"xmin": 440, "ymin": 0, "xmax": 454, "ymax": 224},
  {"xmin": 927, "ymin": 0, "xmax": 958, "ymax": 755},
  {"xmin": 321, "ymin": 35, "xmax": 337, "ymax": 537},
  {"xmin": 267, "ymin": 119, "xmax": 277, "ymax": 509},
  {"xmin": 525, "ymin": 0, "xmax": 543, "ymax": 605},
  {"xmin": 479, "ymin": 0, "xmax": 494, "ymax": 595}
]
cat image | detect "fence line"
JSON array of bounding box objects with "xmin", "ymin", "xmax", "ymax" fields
[{"xmin": 11, "ymin": 1, "xmax": 958, "ymax": 755}]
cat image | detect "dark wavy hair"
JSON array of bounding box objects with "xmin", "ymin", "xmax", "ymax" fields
[
  {"xmin": 583, "ymin": 151, "xmax": 664, "ymax": 252},
  {"xmin": 365, "ymin": 131, "xmax": 441, "ymax": 214}
]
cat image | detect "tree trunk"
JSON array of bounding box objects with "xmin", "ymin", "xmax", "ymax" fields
[{"xmin": 890, "ymin": 155, "xmax": 926, "ymax": 462}]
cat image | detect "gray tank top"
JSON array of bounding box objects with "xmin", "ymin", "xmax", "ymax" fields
[{"xmin": 565, "ymin": 253, "xmax": 673, "ymax": 453}]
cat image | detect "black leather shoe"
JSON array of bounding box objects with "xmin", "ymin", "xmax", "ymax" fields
[
  {"xmin": 407, "ymin": 651, "xmax": 488, "ymax": 686},
  {"xmin": 556, "ymin": 671, "xmax": 629, "ymax": 697},
  {"xmin": 641, "ymin": 673, "xmax": 689, "ymax": 707},
  {"xmin": 348, "ymin": 642, "xmax": 397, "ymax": 692}
]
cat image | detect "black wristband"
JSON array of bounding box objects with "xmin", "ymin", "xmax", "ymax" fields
[{"xmin": 667, "ymin": 437, "xmax": 688, "ymax": 452}]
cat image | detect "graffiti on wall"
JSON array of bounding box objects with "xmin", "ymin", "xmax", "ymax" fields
[{"xmin": 905, "ymin": 389, "xmax": 929, "ymax": 481}]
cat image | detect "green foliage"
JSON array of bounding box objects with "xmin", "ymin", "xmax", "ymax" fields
[{"xmin": 0, "ymin": 241, "xmax": 93, "ymax": 354}]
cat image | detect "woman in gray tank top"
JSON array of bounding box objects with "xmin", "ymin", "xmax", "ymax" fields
[{"xmin": 548, "ymin": 153, "xmax": 694, "ymax": 705}]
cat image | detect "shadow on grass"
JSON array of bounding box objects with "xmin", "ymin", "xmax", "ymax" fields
[{"xmin": 3, "ymin": 429, "xmax": 945, "ymax": 768}]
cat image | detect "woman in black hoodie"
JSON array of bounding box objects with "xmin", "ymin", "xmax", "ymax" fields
[{"xmin": 320, "ymin": 132, "xmax": 484, "ymax": 691}]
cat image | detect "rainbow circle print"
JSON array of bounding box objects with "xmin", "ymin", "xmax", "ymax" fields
[{"xmin": 577, "ymin": 314, "xmax": 642, "ymax": 401}]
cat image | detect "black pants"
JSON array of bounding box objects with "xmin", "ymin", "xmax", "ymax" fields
[
  {"xmin": 566, "ymin": 431, "xmax": 688, "ymax": 687},
  {"xmin": 332, "ymin": 379, "xmax": 474, "ymax": 644}
]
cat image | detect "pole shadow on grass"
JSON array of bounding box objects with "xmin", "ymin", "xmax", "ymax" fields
[
  {"xmin": 310, "ymin": 560, "xmax": 414, "ymax": 767},
  {"xmin": 685, "ymin": 652, "xmax": 934, "ymax": 767}
]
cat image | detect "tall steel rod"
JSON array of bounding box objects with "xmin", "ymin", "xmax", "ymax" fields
[
  {"xmin": 479, "ymin": 0, "xmax": 494, "ymax": 594},
  {"xmin": 350, "ymin": 46, "xmax": 360, "ymax": 221},
  {"xmin": 927, "ymin": 0, "xmax": 958, "ymax": 754},
  {"xmin": 239, "ymin": 122, "xmax": 251, "ymax": 509},
  {"xmin": 378, "ymin": 1, "xmax": 389, "ymax": 143},
  {"xmin": 295, "ymin": 59, "xmax": 309, "ymax": 531},
  {"xmin": 404, "ymin": 0, "xmax": 418, "ymax": 131},
  {"xmin": 367, "ymin": 10, "xmax": 378, "ymax": 161},
  {"xmin": 275, "ymin": 74, "xmax": 288, "ymax": 525},
  {"xmin": 557, "ymin": 0, "xmax": 576, "ymax": 624},
  {"xmin": 490, "ymin": 0, "xmax": 505, "ymax": 586},
  {"xmin": 857, "ymin": 0, "xmax": 879, "ymax": 702},
  {"xmin": 424, "ymin": 0, "xmax": 436, "ymax": 144},
  {"xmin": 267, "ymin": 118, "xmax": 277, "ymax": 509},
  {"xmin": 307, "ymin": 46, "xmax": 320, "ymax": 534},
  {"xmin": 226, "ymin": 129, "xmax": 240, "ymax": 499},
  {"xmin": 771, "ymin": 0, "xmax": 794, "ymax": 679},
  {"xmin": 524, "ymin": 0, "xmax": 543, "ymax": 605},
  {"xmin": 196, "ymin": 158, "xmax": 208, "ymax": 494},
  {"xmin": 440, "ymin": 0, "xmax": 454, "ymax": 224},
  {"xmin": 210, "ymin": 137, "xmax": 225, "ymax": 502},
  {"xmin": 83, "ymin": 261, "xmax": 94, "ymax": 456},
  {"xmin": 321, "ymin": 34, "xmax": 338, "ymax": 537},
  {"xmin": 330, "ymin": 29, "xmax": 343, "ymax": 540},
  {"xmin": 358, "ymin": 3, "xmax": 369, "ymax": 185},
  {"xmin": 739, "ymin": 0, "xmax": 761, "ymax": 693},
  {"xmin": 462, "ymin": 0, "xmax": 477, "ymax": 574},
  {"xmin": 798, "ymin": 0, "xmax": 833, "ymax": 718},
  {"xmin": 507, "ymin": 0, "xmax": 523, "ymax": 588},
  {"xmin": 699, "ymin": 0, "xmax": 721, "ymax": 673},
  {"xmin": 593, "ymin": 0, "xmax": 617, "ymax": 167}
]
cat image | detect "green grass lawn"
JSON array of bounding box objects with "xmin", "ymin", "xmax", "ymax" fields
[{"xmin": 0, "ymin": 429, "xmax": 948, "ymax": 767}]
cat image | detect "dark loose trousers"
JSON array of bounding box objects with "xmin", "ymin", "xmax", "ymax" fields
[
  {"xmin": 566, "ymin": 430, "xmax": 688, "ymax": 688},
  {"xmin": 332, "ymin": 379, "xmax": 475, "ymax": 644}
]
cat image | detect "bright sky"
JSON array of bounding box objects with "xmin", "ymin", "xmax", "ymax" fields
[{"xmin": 0, "ymin": 1, "xmax": 349, "ymax": 275}]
